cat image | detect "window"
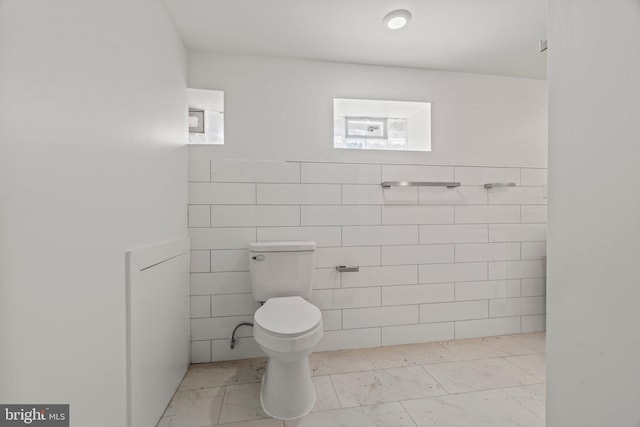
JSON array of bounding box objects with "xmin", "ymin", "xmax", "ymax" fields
[
  {"xmin": 346, "ymin": 117, "xmax": 387, "ymax": 139},
  {"xmin": 334, "ymin": 98, "xmax": 431, "ymax": 152},
  {"xmin": 189, "ymin": 109, "xmax": 205, "ymax": 133},
  {"xmin": 188, "ymin": 88, "xmax": 224, "ymax": 145}
]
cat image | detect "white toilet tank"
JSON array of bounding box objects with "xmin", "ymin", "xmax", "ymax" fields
[{"xmin": 249, "ymin": 241, "xmax": 316, "ymax": 301}]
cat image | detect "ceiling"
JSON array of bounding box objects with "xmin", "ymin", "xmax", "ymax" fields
[{"xmin": 164, "ymin": 0, "xmax": 547, "ymax": 79}]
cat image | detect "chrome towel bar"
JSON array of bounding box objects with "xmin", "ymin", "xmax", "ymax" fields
[
  {"xmin": 336, "ymin": 266, "xmax": 360, "ymax": 273},
  {"xmin": 484, "ymin": 182, "xmax": 516, "ymax": 189},
  {"xmin": 381, "ymin": 181, "xmax": 461, "ymax": 188}
]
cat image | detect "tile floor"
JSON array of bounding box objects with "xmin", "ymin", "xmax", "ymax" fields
[{"xmin": 157, "ymin": 332, "xmax": 546, "ymax": 427}]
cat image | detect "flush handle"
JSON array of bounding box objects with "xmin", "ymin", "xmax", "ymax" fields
[
  {"xmin": 336, "ymin": 265, "xmax": 359, "ymax": 273},
  {"xmin": 252, "ymin": 255, "xmax": 265, "ymax": 261}
]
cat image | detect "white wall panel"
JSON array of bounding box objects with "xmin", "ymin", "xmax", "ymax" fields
[
  {"xmin": 342, "ymin": 185, "xmax": 418, "ymax": 205},
  {"xmin": 489, "ymin": 224, "xmax": 546, "ymax": 242},
  {"xmin": 382, "ymin": 244, "xmax": 454, "ymax": 266},
  {"xmin": 455, "ymin": 242, "xmax": 521, "ymax": 262},
  {"xmin": 301, "ymin": 163, "xmax": 380, "ymax": 184},
  {"xmin": 455, "ymin": 280, "xmax": 521, "ymax": 301},
  {"xmin": 315, "ymin": 246, "xmax": 381, "ymax": 268},
  {"xmin": 420, "ymin": 301, "xmax": 488, "ymax": 323},
  {"xmin": 420, "ymin": 225, "xmax": 488, "ymax": 244},
  {"xmin": 212, "ymin": 160, "xmax": 300, "ymax": 183},
  {"xmin": 381, "ymin": 323, "xmax": 455, "ymax": 346},
  {"xmin": 310, "ymin": 288, "xmax": 381, "ymax": 310},
  {"xmin": 257, "ymin": 226, "xmax": 341, "ymax": 247},
  {"xmin": 489, "ymin": 296, "xmax": 546, "ymax": 318},
  {"xmin": 418, "ymin": 186, "xmax": 487, "ymax": 205},
  {"xmin": 127, "ymin": 240, "xmax": 190, "ymax": 427},
  {"xmin": 382, "ymin": 205, "xmax": 454, "ymax": 225},
  {"xmin": 381, "ymin": 165, "xmax": 453, "ymax": 182},
  {"xmin": 343, "ymin": 306, "xmax": 419, "ymax": 329},
  {"xmin": 189, "ymin": 183, "xmax": 256, "ymax": 205},
  {"xmin": 419, "ymin": 262, "xmax": 488, "ymax": 284},
  {"xmin": 341, "ymin": 265, "xmax": 418, "ymax": 288},
  {"xmin": 455, "ymin": 205, "xmax": 520, "ymax": 224},
  {"xmin": 189, "ymin": 227, "xmax": 256, "ymax": 250},
  {"xmin": 342, "ymin": 225, "xmax": 418, "ymax": 246},
  {"xmin": 454, "ymin": 167, "xmax": 521, "ymax": 185},
  {"xmin": 257, "ymin": 184, "xmax": 341, "ymax": 205},
  {"xmin": 188, "ymin": 205, "xmax": 211, "ymax": 228},
  {"xmin": 488, "ymin": 260, "xmax": 546, "ymax": 280},
  {"xmin": 382, "ymin": 283, "xmax": 454, "ymax": 306},
  {"xmin": 520, "ymin": 169, "xmax": 547, "ymax": 186},
  {"xmin": 302, "ymin": 205, "xmax": 381, "ymax": 226},
  {"xmin": 488, "ymin": 187, "xmax": 546, "ymax": 205},
  {"xmin": 211, "ymin": 205, "xmax": 300, "ymax": 227},
  {"xmin": 454, "ymin": 316, "xmax": 522, "ymax": 339}
]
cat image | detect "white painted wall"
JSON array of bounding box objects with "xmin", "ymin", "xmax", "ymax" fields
[
  {"xmin": 0, "ymin": 1, "xmax": 188, "ymax": 426},
  {"xmin": 189, "ymin": 52, "xmax": 548, "ymax": 167},
  {"xmin": 547, "ymin": 1, "xmax": 640, "ymax": 426}
]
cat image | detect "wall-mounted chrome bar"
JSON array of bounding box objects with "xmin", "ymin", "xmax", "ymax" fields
[
  {"xmin": 381, "ymin": 181, "xmax": 461, "ymax": 188},
  {"xmin": 539, "ymin": 40, "xmax": 548, "ymax": 52},
  {"xmin": 484, "ymin": 183, "xmax": 516, "ymax": 189},
  {"xmin": 336, "ymin": 266, "xmax": 360, "ymax": 273}
]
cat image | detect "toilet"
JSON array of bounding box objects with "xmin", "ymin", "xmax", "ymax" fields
[{"xmin": 248, "ymin": 241, "xmax": 323, "ymax": 420}]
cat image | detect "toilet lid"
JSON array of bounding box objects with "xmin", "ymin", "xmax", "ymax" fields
[{"xmin": 254, "ymin": 296, "xmax": 322, "ymax": 337}]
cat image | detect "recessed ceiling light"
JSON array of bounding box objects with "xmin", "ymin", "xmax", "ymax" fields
[{"xmin": 383, "ymin": 9, "xmax": 412, "ymax": 30}]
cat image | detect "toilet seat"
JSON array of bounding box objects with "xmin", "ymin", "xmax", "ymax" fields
[{"xmin": 254, "ymin": 296, "xmax": 322, "ymax": 337}]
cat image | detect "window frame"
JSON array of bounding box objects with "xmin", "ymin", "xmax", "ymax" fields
[{"xmin": 344, "ymin": 116, "xmax": 388, "ymax": 140}]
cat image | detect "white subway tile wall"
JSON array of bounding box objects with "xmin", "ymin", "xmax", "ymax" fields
[{"xmin": 188, "ymin": 160, "xmax": 547, "ymax": 362}]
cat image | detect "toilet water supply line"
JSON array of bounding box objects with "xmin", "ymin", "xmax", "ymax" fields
[{"xmin": 230, "ymin": 322, "xmax": 254, "ymax": 349}]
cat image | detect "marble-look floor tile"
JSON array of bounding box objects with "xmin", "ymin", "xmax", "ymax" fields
[
  {"xmin": 424, "ymin": 357, "xmax": 538, "ymax": 393},
  {"xmin": 179, "ymin": 358, "xmax": 268, "ymax": 390},
  {"xmin": 168, "ymin": 332, "xmax": 546, "ymax": 426},
  {"xmin": 219, "ymin": 382, "xmax": 269, "ymax": 424},
  {"xmin": 513, "ymin": 332, "xmax": 546, "ymax": 353},
  {"xmin": 218, "ymin": 418, "xmax": 285, "ymax": 427},
  {"xmin": 283, "ymin": 402, "xmax": 416, "ymax": 427},
  {"xmin": 157, "ymin": 414, "xmax": 200, "ymax": 427},
  {"xmin": 162, "ymin": 387, "xmax": 224, "ymax": 426},
  {"xmin": 311, "ymin": 376, "xmax": 341, "ymax": 412},
  {"xmin": 362, "ymin": 342, "xmax": 454, "ymax": 369},
  {"xmin": 502, "ymin": 383, "xmax": 546, "ymax": 420},
  {"xmin": 439, "ymin": 335, "xmax": 536, "ymax": 361},
  {"xmin": 401, "ymin": 389, "xmax": 544, "ymax": 427},
  {"xmin": 310, "ymin": 349, "xmax": 374, "ymax": 376},
  {"xmin": 480, "ymin": 335, "xmax": 540, "ymax": 356},
  {"xmin": 506, "ymin": 353, "xmax": 546, "ymax": 382},
  {"xmin": 331, "ymin": 366, "xmax": 446, "ymax": 407}
]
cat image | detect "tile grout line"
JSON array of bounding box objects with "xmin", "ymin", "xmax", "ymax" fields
[
  {"xmin": 398, "ymin": 400, "xmax": 420, "ymax": 427},
  {"xmin": 215, "ymin": 385, "xmax": 227, "ymax": 425},
  {"xmin": 501, "ymin": 387, "xmax": 547, "ymax": 423},
  {"xmin": 420, "ymin": 364, "xmax": 452, "ymax": 394},
  {"xmin": 327, "ymin": 373, "xmax": 349, "ymax": 409}
]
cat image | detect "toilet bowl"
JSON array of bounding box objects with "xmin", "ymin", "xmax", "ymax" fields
[
  {"xmin": 248, "ymin": 241, "xmax": 323, "ymax": 420},
  {"xmin": 253, "ymin": 296, "xmax": 323, "ymax": 420}
]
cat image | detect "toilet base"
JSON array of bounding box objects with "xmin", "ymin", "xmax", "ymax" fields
[{"xmin": 259, "ymin": 356, "xmax": 316, "ymax": 420}]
